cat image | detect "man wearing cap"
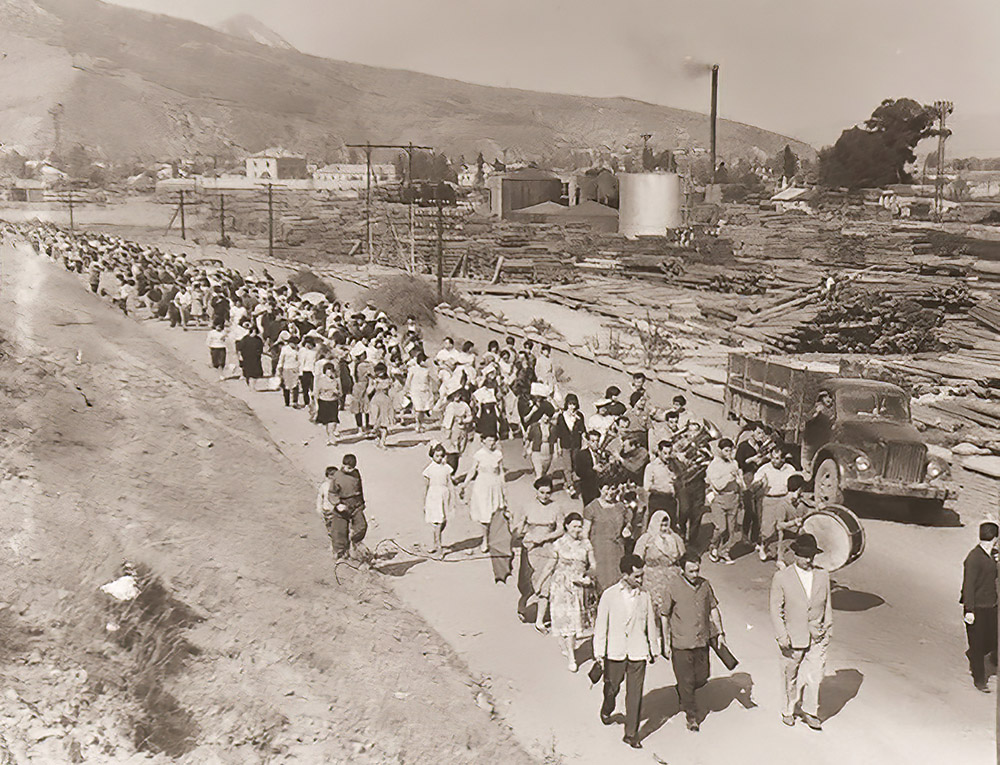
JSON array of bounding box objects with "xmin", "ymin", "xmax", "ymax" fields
[
  {"xmin": 769, "ymin": 533, "xmax": 832, "ymax": 730},
  {"xmin": 961, "ymin": 522, "xmax": 999, "ymax": 692}
]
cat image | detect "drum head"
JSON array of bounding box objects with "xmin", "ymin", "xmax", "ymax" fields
[{"xmin": 802, "ymin": 511, "xmax": 852, "ymax": 571}]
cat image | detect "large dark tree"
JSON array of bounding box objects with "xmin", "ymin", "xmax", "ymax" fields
[
  {"xmin": 783, "ymin": 145, "xmax": 798, "ymax": 179},
  {"xmin": 820, "ymin": 98, "xmax": 937, "ymax": 188}
]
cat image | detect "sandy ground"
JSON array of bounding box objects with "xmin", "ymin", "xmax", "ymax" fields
[
  {"xmin": 0, "ymin": 239, "xmax": 535, "ymax": 764},
  {"xmin": 2, "ymin": 201, "xmax": 997, "ymax": 763}
]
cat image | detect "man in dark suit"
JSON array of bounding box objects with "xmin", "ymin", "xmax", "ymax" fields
[
  {"xmin": 962, "ymin": 522, "xmax": 998, "ymax": 692},
  {"xmin": 573, "ymin": 430, "xmax": 603, "ymax": 506}
]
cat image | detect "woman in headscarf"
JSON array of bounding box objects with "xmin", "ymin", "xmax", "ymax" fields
[{"xmin": 633, "ymin": 508, "xmax": 685, "ymax": 655}]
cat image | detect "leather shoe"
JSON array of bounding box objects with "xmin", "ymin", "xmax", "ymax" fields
[
  {"xmin": 799, "ymin": 712, "xmax": 823, "ymax": 730},
  {"xmin": 600, "ymin": 713, "xmax": 614, "ymax": 726},
  {"xmin": 686, "ymin": 717, "xmax": 700, "ymax": 732},
  {"xmin": 974, "ymin": 682, "xmax": 991, "ymax": 694},
  {"xmin": 623, "ymin": 736, "xmax": 642, "ymax": 749}
]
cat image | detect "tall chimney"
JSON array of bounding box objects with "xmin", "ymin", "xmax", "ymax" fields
[{"xmin": 710, "ymin": 64, "xmax": 719, "ymax": 183}]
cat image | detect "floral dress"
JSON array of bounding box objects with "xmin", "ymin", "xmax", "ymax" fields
[
  {"xmin": 368, "ymin": 376, "xmax": 394, "ymax": 429},
  {"xmin": 549, "ymin": 534, "xmax": 595, "ymax": 638}
]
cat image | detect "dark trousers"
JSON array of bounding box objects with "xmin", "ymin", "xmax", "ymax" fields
[
  {"xmin": 672, "ymin": 647, "xmax": 710, "ymax": 720},
  {"xmin": 282, "ymin": 383, "xmax": 300, "ymax": 407},
  {"xmin": 602, "ymin": 659, "xmax": 646, "ymax": 741},
  {"xmin": 966, "ymin": 607, "xmax": 998, "ymax": 686},
  {"xmin": 742, "ymin": 487, "xmax": 761, "ymax": 544},
  {"xmin": 446, "ymin": 452, "xmax": 459, "ymax": 473},
  {"xmin": 326, "ymin": 504, "xmax": 367, "ymax": 558},
  {"xmin": 299, "ymin": 371, "xmax": 314, "ymax": 406},
  {"xmin": 676, "ymin": 480, "xmax": 705, "ymax": 544},
  {"xmin": 210, "ymin": 347, "xmax": 226, "ymax": 369}
]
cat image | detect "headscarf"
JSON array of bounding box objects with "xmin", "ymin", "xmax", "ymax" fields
[{"xmin": 637, "ymin": 510, "xmax": 684, "ymax": 563}]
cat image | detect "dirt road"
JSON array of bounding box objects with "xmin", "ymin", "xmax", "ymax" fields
[
  {"xmin": 103, "ymin": 255, "xmax": 996, "ymax": 761},
  {"xmin": 0, "ymin": 239, "xmax": 535, "ymax": 764},
  {"xmin": 3, "ymin": 226, "xmax": 995, "ymax": 763}
]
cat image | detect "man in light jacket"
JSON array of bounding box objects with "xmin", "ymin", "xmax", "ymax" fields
[
  {"xmin": 593, "ymin": 554, "xmax": 660, "ymax": 749},
  {"xmin": 769, "ymin": 533, "xmax": 832, "ymax": 730}
]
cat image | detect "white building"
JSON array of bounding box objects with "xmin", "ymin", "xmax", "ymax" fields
[
  {"xmin": 313, "ymin": 163, "xmax": 397, "ymax": 190},
  {"xmin": 245, "ymin": 148, "xmax": 308, "ymax": 181}
]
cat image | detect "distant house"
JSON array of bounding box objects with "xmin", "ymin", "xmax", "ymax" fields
[
  {"xmin": 245, "ymin": 148, "xmax": 308, "ymax": 181},
  {"xmin": 770, "ymin": 185, "xmax": 815, "ymax": 214},
  {"xmin": 458, "ymin": 163, "xmax": 493, "ymax": 188},
  {"xmin": 313, "ymin": 163, "xmax": 397, "ymax": 190},
  {"xmin": 9, "ymin": 179, "xmax": 46, "ymax": 203}
]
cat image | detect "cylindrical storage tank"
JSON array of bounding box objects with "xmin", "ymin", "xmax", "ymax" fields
[{"xmin": 617, "ymin": 172, "xmax": 682, "ymax": 237}]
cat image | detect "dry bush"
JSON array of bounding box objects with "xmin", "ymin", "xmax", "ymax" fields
[
  {"xmin": 288, "ymin": 269, "xmax": 337, "ymax": 303},
  {"xmin": 631, "ymin": 311, "xmax": 683, "ymax": 368},
  {"xmin": 363, "ymin": 274, "xmax": 477, "ymax": 326},
  {"xmin": 527, "ymin": 317, "xmax": 564, "ymax": 340}
]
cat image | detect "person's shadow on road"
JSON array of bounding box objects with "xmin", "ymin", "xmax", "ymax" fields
[
  {"xmin": 637, "ymin": 671, "xmax": 755, "ymax": 740},
  {"xmin": 819, "ymin": 668, "xmax": 863, "ymax": 722}
]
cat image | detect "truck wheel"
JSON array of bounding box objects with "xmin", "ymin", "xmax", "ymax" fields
[{"xmin": 814, "ymin": 459, "xmax": 843, "ymax": 506}]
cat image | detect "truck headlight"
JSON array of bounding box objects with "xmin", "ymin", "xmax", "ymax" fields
[
  {"xmin": 855, "ymin": 455, "xmax": 871, "ymax": 472},
  {"xmin": 926, "ymin": 461, "xmax": 945, "ymax": 479}
]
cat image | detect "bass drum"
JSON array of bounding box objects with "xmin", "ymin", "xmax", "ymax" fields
[{"xmin": 801, "ymin": 504, "xmax": 865, "ymax": 571}]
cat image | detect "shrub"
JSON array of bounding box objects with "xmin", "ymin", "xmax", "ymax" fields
[
  {"xmin": 288, "ymin": 268, "xmax": 337, "ymax": 303},
  {"xmin": 527, "ymin": 317, "xmax": 564, "ymax": 340},
  {"xmin": 363, "ymin": 274, "xmax": 476, "ymax": 326}
]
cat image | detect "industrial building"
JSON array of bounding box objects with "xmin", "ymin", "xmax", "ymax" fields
[
  {"xmin": 314, "ymin": 163, "xmax": 397, "ymax": 191},
  {"xmin": 487, "ymin": 168, "xmax": 565, "ymax": 219},
  {"xmin": 508, "ymin": 199, "xmax": 619, "ymax": 232}
]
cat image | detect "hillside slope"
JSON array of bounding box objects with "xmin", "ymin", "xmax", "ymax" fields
[{"xmin": 0, "ymin": 0, "xmax": 814, "ymax": 164}]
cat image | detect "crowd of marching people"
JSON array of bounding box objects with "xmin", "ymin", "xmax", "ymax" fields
[{"xmin": 4, "ymin": 220, "xmax": 839, "ymax": 745}]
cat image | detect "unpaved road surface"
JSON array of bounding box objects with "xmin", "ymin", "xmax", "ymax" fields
[
  {"xmin": 0, "ymin": 239, "xmax": 535, "ymax": 764},
  {"xmin": 2, "ymin": 225, "xmax": 996, "ymax": 764}
]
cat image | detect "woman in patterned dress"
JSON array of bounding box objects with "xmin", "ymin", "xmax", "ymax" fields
[
  {"xmin": 541, "ymin": 513, "xmax": 596, "ymax": 672},
  {"xmin": 367, "ymin": 362, "xmax": 394, "ymax": 448}
]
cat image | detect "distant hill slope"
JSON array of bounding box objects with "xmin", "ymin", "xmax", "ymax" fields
[
  {"xmin": 214, "ymin": 13, "xmax": 296, "ymax": 51},
  {"xmin": 0, "ymin": 0, "xmax": 815, "ymax": 165}
]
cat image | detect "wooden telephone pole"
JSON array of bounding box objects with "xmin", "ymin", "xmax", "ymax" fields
[
  {"xmin": 933, "ymin": 100, "xmax": 953, "ymax": 219},
  {"xmin": 346, "ymin": 142, "xmax": 432, "ymax": 268}
]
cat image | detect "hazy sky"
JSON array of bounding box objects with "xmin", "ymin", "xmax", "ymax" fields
[{"xmin": 107, "ymin": 0, "xmax": 1000, "ymax": 150}]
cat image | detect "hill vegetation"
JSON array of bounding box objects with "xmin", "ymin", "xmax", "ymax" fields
[{"xmin": 0, "ymin": 0, "xmax": 814, "ymax": 167}]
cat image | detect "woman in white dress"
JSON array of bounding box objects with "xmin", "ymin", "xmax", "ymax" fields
[
  {"xmin": 422, "ymin": 443, "xmax": 456, "ymax": 554},
  {"xmin": 404, "ymin": 352, "xmax": 436, "ymax": 433},
  {"xmin": 462, "ymin": 434, "xmax": 506, "ymax": 554}
]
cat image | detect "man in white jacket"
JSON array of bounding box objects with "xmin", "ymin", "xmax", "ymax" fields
[{"xmin": 593, "ymin": 554, "xmax": 660, "ymax": 749}]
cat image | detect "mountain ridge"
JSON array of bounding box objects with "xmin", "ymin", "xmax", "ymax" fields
[{"xmin": 0, "ymin": 0, "xmax": 816, "ymax": 165}]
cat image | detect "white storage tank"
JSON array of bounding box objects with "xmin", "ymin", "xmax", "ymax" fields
[{"xmin": 618, "ymin": 172, "xmax": 682, "ymax": 237}]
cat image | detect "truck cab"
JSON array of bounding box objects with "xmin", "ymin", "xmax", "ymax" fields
[
  {"xmin": 724, "ymin": 353, "xmax": 949, "ymax": 508},
  {"xmin": 809, "ymin": 379, "xmax": 948, "ymax": 506}
]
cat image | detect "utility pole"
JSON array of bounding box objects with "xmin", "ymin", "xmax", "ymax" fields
[
  {"xmin": 408, "ymin": 142, "xmax": 415, "ymax": 272},
  {"xmin": 67, "ymin": 188, "xmax": 74, "ymax": 231},
  {"xmin": 436, "ymin": 184, "xmax": 444, "ymax": 301},
  {"xmin": 219, "ymin": 193, "xmax": 226, "ymax": 243},
  {"xmin": 178, "ymin": 189, "xmax": 186, "ymax": 240},
  {"xmin": 933, "ymin": 100, "xmax": 953, "ymax": 218},
  {"xmin": 710, "ymin": 64, "xmax": 719, "ymax": 183},
  {"xmin": 267, "ymin": 182, "xmax": 274, "ymax": 258},
  {"xmin": 346, "ymin": 141, "xmax": 433, "ymax": 268}
]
